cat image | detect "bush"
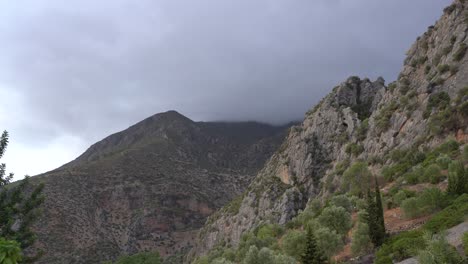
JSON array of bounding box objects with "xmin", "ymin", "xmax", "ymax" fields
[
  {"xmin": 329, "ymin": 195, "xmax": 353, "ymax": 213},
  {"xmin": 436, "ymin": 154, "xmax": 452, "ymax": 169},
  {"xmin": 427, "ymin": 92, "xmax": 450, "ymax": 110},
  {"xmin": 423, "ymin": 164, "xmax": 443, "ymax": 184},
  {"xmin": 243, "ymin": 246, "xmax": 260, "ymax": 264},
  {"xmin": 382, "ymin": 162, "xmax": 412, "ymax": 181},
  {"xmin": 423, "ymin": 194, "xmax": 468, "ymax": 233},
  {"xmin": 393, "ymin": 189, "xmax": 416, "ymax": 206},
  {"xmin": 281, "ymin": 230, "xmax": 306, "ymax": 260},
  {"xmin": 447, "ymin": 160, "xmax": 467, "ymax": 195},
  {"xmin": 463, "ymin": 232, "xmax": 468, "ymax": 256},
  {"xmin": 453, "ymin": 43, "xmax": 467, "ymax": 61},
  {"xmin": 114, "ymin": 252, "xmax": 161, "ymax": 264},
  {"xmin": 256, "ymin": 224, "xmax": 284, "ymax": 240},
  {"xmin": 376, "ymin": 194, "xmax": 468, "ymax": 263},
  {"xmin": 345, "ymin": 143, "xmax": 364, "ymax": 156},
  {"xmin": 351, "ymin": 222, "xmax": 372, "ymax": 256},
  {"xmin": 342, "ymin": 162, "xmax": 372, "ymax": 196},
  {"xmin": 401, "ymin": 188, "xmax": 447, "ymax": 219},
  {"xmin": 437, "ymin": 64, "xmax": 450, "ymax": 74},
  {"xmin": 464, "ymin": 145, "xmax": 468, "ymax": 162},
  {"xmin": 318, "ymin": 205, "xmax": 352, "ymax": 236},
  {"xmin": 417, "ymin": 233, "xmax": 462, "ymax": 264},
  {"xmin": 356, "ymin": 119, "xmax": 369, "ymax": 141},
  {"xmin": 211, "ymin": 258, "xmax": 234, "ymax": 264},
  {"xmin": 375, "ymin": 229, "xmax": 426, "ymax": 262},
  {"xmin": 315, "ymin": 227, "xmax": 344, "ymax": 258},
  {"xmin": 375, "ymin": 101, "xmax": 398, "ymax": 133},
  {"xmin": 0, "ymin": 239, "xmax": 22, "ymax": 264}
]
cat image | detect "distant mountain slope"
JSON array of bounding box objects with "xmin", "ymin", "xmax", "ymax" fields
[
  {"xmin": 29, "ymin": 111, "xmax": 290, "ymax": 263},
  {"xmin": 190, "ymin": 0, "xmax": 468, "ymax": 260}
]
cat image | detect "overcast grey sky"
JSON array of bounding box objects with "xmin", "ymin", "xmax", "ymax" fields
[{"xmin": 0, "ymin": 0, "xmax": 451, "ymax": 179}]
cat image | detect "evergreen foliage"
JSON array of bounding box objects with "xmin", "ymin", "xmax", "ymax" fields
[
  {"xmin": 364, "ymin": 179, "xmax": 386, "ymax": 247},
  {"xmin": 301, "ymin": 228, "xmax": 327, "ymax": 264},
  {"xmin": 0, "ymin": 131, "xmax": 45, "ymax": 262}
]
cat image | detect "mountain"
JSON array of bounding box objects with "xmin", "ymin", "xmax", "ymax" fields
[
  {"xmin": 28, "ymin": 111, "xmax": 291, "ymax": 263},
  {"xmin": 189, "ymin": 0, "xmax": 468, "ymax": 261}
]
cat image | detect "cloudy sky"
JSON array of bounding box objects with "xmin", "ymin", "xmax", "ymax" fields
[{"xmin": 0, "ymin": 0, "xmax": 451, "ymax": 180}]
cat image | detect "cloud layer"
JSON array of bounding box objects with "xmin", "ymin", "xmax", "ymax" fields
[{"xmin": 0, "ymin": 0, "xmax": 451, "ymax": 178}]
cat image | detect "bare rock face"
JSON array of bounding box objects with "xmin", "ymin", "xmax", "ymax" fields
[
  {"xmin": 29, "ymin": 111, "xmax": 290, "ymax": 264},
  {"xmin": 189, "ymin": 1, "xmax": 468, "ymax": 260}
]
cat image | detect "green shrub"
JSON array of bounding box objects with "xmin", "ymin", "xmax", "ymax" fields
[
  {"xmin": 281, "ymin": 230, "xmax": 306, "ymax": 260},
  {"xmin": 211, "ymin": 258, "xmax": 234, "ymax": 264},
  {"xmin": 425, "ymin": 65, "xmax": 431, "ymax": 74},
  {"xmin": 431, "ymin": 140, "xmax": 460, "ymax": 158},
  {"xmin": 464, "ymin": 145, "xmax": 468, "ymax": 161},
  {"xmin": 436, "ymin": 154, "xmax": 452, "ymax": 169},
  {"xmin": 356, "ymin": 119, "xmax": 369, "ymax": 141},
  {"xmin": 114, "ymin": 252, "xmax": 161, "ymax": 264},
  {"xmin": 417, "ymin": 233, "xmax": 462, "ymax": 264},
  {"xmin": 375, "ymin": 100, "xmax": 398, "ymax": 133},
  {"xmin": 393, "ymin": 189, "xmax": 416, "ymax": 206},
  {"xmin": 226, "ymin": 195, "xmax": 243, "ymax": 215},
  {"xmin": 423, "ymin": 194, "xmax": 468, "ymax": 233},
  {"xmin": 447, "ymin": 160, "xmax": 467, "ymax": 195},
  {"xmin": 463, "ymin": 232, "xmax": 468, "ymax": 256},
  {"xmin": 315, "ymin": 227, "xmax": 344, "ymax": 258},
  {"xmin": 342, "ymin": 162, "xmax": 371, "ymax": 196},
  {"xmin": 329, "ymin": 195, "xmax": 353, "ymax": 213},
  {"xmin": 345, "ymin": 143, "xmax": 364, "ymax": 156},
  {"xmin": 243, "ymin": 246, "xmax": 261, "ymax": 264},
  {"xmin": 453, "ymin": 43, "xmax": 467, "ymax": 61},
  {"xmin": 376, "ymin": 194, "xmax": 468, "ymax": 263},
  {"xmin": 256, "ymin": 224, "xmax": 284, "ymax": 240},
  {"xmin": 375, "ymin": 229, "xmax": 426, "ymax": 262},
  {"xmin": 382, "ymin": 162, "xmax": 412, "ymax": 181},
  {"xmin": 351, "ymin": 222, "xmax": 372, "ymax": 256},
  {"xmin": 318, "ymin": 205, "xmax": 352, "ymax": 236},
  {"xmin": 437, "ymin": 64, "xmax": 450, "ymax": 74},
  {"xmin": 427, "ymin": 92, "xmax": 450, "ymax": 110},
  {"xmin": 422, "ymin": 164, "xmax": 443, "ymax": 183},
  {"xmin": 404, "ymin": 171, "xmax": 420, "ymax": 184},
  {"xmin": 0, "ymin": 239, "xmax": 22, "ymax": 264},
  {"xmin": 401, "ymin": 188, "xmax": 447, "ymax": 219}
]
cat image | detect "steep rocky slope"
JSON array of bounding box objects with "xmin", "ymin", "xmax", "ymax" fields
[
  {"xmin": 29, "ymin": 111, "xmax": 290, "ymax": 263},
  {"xmin": 190, "ymin": 0, "xmax": 468, "ymax": 259}
]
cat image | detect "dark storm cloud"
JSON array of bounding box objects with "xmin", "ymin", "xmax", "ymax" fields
[{"xmin": 0, "ymin": 0, "xmax": 452, "ymax": 146}]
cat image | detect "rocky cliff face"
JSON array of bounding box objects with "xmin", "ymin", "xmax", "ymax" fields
[
  {"xmin": 189, "ymin": 0, "xmax": 468, "ymax": 260},
  {"xmin": 29, "ymin": 111, "xmax": 290, "ymax": 263}
]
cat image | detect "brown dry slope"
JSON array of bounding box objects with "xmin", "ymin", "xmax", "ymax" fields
[{"xmin": 28, "ymin": 110, "xmax": 291, "ymax": 263}]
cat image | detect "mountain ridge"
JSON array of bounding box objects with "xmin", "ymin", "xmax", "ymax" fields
[
  {"xmin": 189, "ymin": 0, "xmax": 468, "ymax": 261},
  {"xmin": 29, "ymin": 111, "xmax": 292, "ymax": 263}
]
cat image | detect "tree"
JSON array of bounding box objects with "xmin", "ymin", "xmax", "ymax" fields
[
  {"xmin": 351, "ymin": 221, "xmax": 372, "ymax": 256},
  {"xmin": 374, "ymin": 178, "xmax": 386, "ymax": 246},
  {"xmin": 301, "ymin": 228, "xmax": 326, "ymax": 264},
  {"xmin": 342, "ymin": 162, "xmax": 371, "ymax": 197},
  {"xmin": 314, "ymin": 227, "xmax": 343, "ymax": 258},
  {"xmin": 0, "ymin": 131, "xmax": 45, "ymax": 262},
  {"xmin": 281, "ymin": 230, "xmax": 306, "ymax": 260},
  {"xmin": 447, "ymin": 160, "xmax": 466, "ymax": 195},
  {"xmin": 317, "ymin": 205, "xmax": 352, "ymax": 236},
  {"xmin": 364, "ymin": 179, "xmax": 386, "ymax": 247}
]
